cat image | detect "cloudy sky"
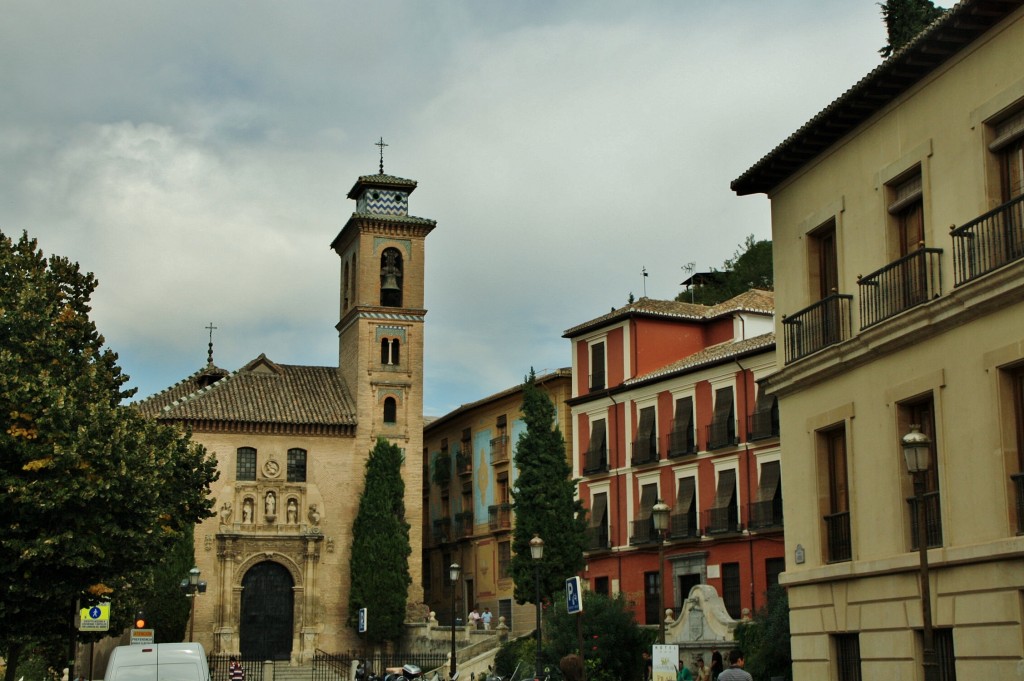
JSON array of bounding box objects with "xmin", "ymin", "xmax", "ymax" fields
[{"xmin": 0, "ymin": 2, "xmax": 935, "ymax": 416}]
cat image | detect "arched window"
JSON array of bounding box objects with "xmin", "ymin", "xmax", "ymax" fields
[
  {"xmin": 383, "ymin": 396, "xmax": 398, "ymax": 424},
  {"xmin": 343, "ymin": 261, "xmax": 350, "ymax": 310},
  {"xmin": 380, "ymin": 338, "xmax": 401, "ymax": 365},
  {"xmin": 380, "ymin": 248, "xmax": 403, "ymax": 307}
]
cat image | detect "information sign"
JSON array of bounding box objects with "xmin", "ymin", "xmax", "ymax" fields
[
  {"xmin": 565, "ymin": 576, "xmax": 582, "ymax": 615},
  {"xmin": 79, "ymin": 603, "xmax": 111, "ymax": 632},
  {"xmin": 130, "ymin": 628, "xmax": 155, "ymax": 645}
]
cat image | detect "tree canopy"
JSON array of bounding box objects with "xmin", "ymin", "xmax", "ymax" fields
[
  {"xmin": 510, "ymin": 370, "xmax": 587, "ymax": 605},
  {"xmin": 347, "ymin": 437, "xmax": 412, "ymax": 644},
  {"xmin": 879, "ymin": 0, "xmax": 945, "ymax": 58},
  {"xmin": 0, "ymin": 230, "xmax": 218, "ymax": 678},
  {"xmin": 675, "ymin": 236, "xmax": 772, "ymax": 306}
]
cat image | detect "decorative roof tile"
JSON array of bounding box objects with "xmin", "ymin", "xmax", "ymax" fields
[{"xmin": 624, "ymin": 332, "xmax": 776, "ymax": 386}]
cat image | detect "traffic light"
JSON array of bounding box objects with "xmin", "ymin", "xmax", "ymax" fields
[{"xmin": 134, "ymin": 610, "xmax": 146, "ymax": 629}]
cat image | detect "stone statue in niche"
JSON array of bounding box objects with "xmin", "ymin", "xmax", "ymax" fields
[
  {"xmin": 265, "ymin": 491, "xmax": 277, "ymax": 520},
  {"xmin": 219, "ymin": 502, "xmax": 232, "ymax": 524},
  {"xmin": 242, "ymin": 498, "xmax": 253, "ymax": 523},
  {"xmin": 287, "ymin": 498, "xmax": 298, "ymax": 524}
]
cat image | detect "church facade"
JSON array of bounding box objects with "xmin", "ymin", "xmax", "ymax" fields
[{"xmin": 138, "ymin": 170, "xmax": 433, "ymax": 662}]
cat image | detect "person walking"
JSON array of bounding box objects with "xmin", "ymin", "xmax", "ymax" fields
[
  {"xmin": 229, "ymin": 657, "xmax": 245, "ymax": 681},
  {"xmin": 716, "ymin": 650, "xmax": 751, "ymax": 681},
  {"xmin": 481, "ymin": 607, "xmax": 492, "ymax": 630},
  {"xmin": 468, "ymin": 606, "xmax": 481, "ymax": 630}
]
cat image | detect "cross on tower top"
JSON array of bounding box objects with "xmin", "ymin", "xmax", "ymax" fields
[
  {"xmin": 205, "ymin": 322, "xmax": 218, "ymax": 365},
  {"xmin": 375, "ymin": 137, "xmax": 388, "ymax": 174}
]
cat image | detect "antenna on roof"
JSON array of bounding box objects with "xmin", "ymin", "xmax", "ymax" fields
[
  {"xmin": 205, "ymin": 322, "xmax": 218, "ymax": 365},
  {"xmin": 682, "ymin": 262, "xmax": 696, "ymax": 303},
  {"xmin": 375, "ymin": 137, "xmax": 388, "ymax": 174},
  {"xmin": 642, "ymin": 266, "xmax": 648, "ymax": 297}
]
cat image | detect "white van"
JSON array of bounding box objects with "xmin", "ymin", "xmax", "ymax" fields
[{"xmin": 104, "ymin": 643, "xmax": 211, "ymax": 681}]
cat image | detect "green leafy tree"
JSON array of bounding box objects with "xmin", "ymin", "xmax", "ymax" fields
[
  {"xmin": 675, "ymin": 236, "xmax": 772, "ymax": 306},
  {"xmin": 543, "ymin": 591, "xmax": 650, "ymax": 681},
  {"xmin": 510, "ymin": 370, "xmax": 587, "ymax": 605},
  {"xmin": 879, "ymin": 0, "xmax": 945, "ymax": 58},
  {"xmin": 734, "ymin": 586, "xmax": 792, "ymax": 681},
  {"xmin": 144, "ymin": 530, "xmax": 196, "ymax": 643},
  {"xmin": 0, "ymin": 231, "xmax": 218, "ymax": 681},
  {"xmin": 348, "ymin": 437, "xmax": 412, "ymax": 645}
]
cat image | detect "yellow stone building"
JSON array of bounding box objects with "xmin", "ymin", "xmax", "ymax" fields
[
  {"xmin": 139, "ymin": 169, "xmax": 434, "ymax": 661},
  {"xmin": 732, "ymin": 1, "xmax": 1024, "ymax": 677},
  {"xmin": 421, "ymin": 370, "xmax": 572, "ymax": 636}
]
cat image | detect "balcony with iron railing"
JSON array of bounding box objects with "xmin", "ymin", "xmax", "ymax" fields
[
  {"xmin": 706, "ymin": 421, "xmax": 739, "ymax": 450},
  {"xmin": 490, "ymin": 435, "xmax": 509, "ymax": 465},
  {"xmin": 748, "ymin": 499, "xmax": 784, "ymax": 530},
  {"xmin": 703, "ymin": 507, "xmax": 741, "ymax": 535},
  {"xmin": 590, "ymin": 370, "xmax": 606, "ymax": 392},
  {"xmin": 432, "ymin": 453, "xmax": 452, "ymax": 488},
  {"xmin": 857, "ymin": 247, "xmax": 943, "ymax": 329},
  {"xmin": 748, "ymin": 410, "xmax": 780, "ymax": 441},
  {"xmin": 781, "ymin": 293, "xmax": 854, "ymax": 365},
  {"xmin": 487, "ymin": 503, "xmax": 512, "ymax": 531},
  {"xmin": 432, "ymin": 517, "xmax": 451, "ymax": 543},
  {"xmin": 670, "ymin": 512, "xmax": 699, "ymax": 540},
  {"xmin": 907, "ymin": 490, "xmax": 943, "ymax": 549},
  {"xmin": 456, "ymin": 447, "xmax": 472, "ymax": 476},
  {"xmin": 1013, "ymin": 473, "xmax": 1024, "ymax": 535},
  {"xmin": 951, "ymin": 193, "xmax": 1024, "ymax": 286},
  {"xmin": 631, "ymin": 437, "xmax": 658, "ymax": 466},
  {"xmin": 585, "ymin": 524, "xmax": 611, "ymax": 551},
  {"xmin": 455, "ymin": 511, "xmax": 474, "ymax": 539},
  {"xmin": 668, "ymin": 427, "xmax": 697, "ymax": 458},
  {"xmin": 824, "ymin": 511, "xmax": 851, "ymax": 563},
  {"xmin": 583, "ymin": 444, "xmax": 608, "ymax": 474},
  {"xmin": 629, "ymin": 517, "xmax": 656, "ymax": 545}
]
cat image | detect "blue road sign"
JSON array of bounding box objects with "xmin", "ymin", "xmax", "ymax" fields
[
  {"xmin": 566, "ymin": 576, "xmax": 582, "ymax": 615},
  {"xmin": 358, "ymin": 607, "xmax": 368, "ymax": 633}
]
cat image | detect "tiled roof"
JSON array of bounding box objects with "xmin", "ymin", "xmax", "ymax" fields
[
  {"xmin": 137, "ymin": 354, "xmax": 356, "ymax": 427},
  {"xmin": 624, "ymin": 332, "xmax": 776, "ymax": 386},
  {"xmin": 134, "ymin": 363, "xmax": 230, "ymax": 416},
  {"xmin": 563, "ymin": 289, "xmax": 774, "ymax": 338},
  {"xmin": 732, "ymin": 0, "xmax": 1021, "ymax": 195},
  {"xmin": 425, "ymin": 368, "xmax": 572, "ymax": 430},
  {"xmin": 345, "ymin": 212, "xmax": 437, "ymax": 226},
  {"xmin": 347, "ymin": 173, "xmax": 418, "ymax": 199}
]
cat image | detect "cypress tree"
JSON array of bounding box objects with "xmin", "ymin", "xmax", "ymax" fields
[
  {"xmin": 348, "ymin": 437, "xmax": 412, "ymax": 645},
  {"xmin": 879, "ymin": 0, "xmax": 945, "ymax": 58},
  {"xmin": 510, "ymin": 370, "xmax": 587, "ymax": 605}
]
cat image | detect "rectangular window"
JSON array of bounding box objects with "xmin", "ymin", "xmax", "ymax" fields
[
  {"xmin": 498, "ymin": 599, "xmax": 513, "ymax": 631},
  {"xmin": 669, "ymin": 396, "xmax": 695, "ymax": 457},
  {"xmin": 587, "ymin": 492, "xmax": 609, "ymax": 550},
  {"xmin": 287, "ymin": 448, "xmax": 307, "ymax": 482},
  {"xmin": 631, "ymin": 483, "xmax": 658, "ymax": 544},
  {"xmin": 750, "ymin": 387, "xmax": 779, "ymax": 440},
  {"xmin": 590, "ymin": 342, "xmax": 606, "ymax": 391},
  {"xmin": 751, "ymin": 461, "xmax": 782, "ymax": 529},
  {"xmin": 721, "ymin": 562, "xmax": 741, "ymax": 619},
  {"xmin": 644, "ymin": 571, "xmax": 661, "ymax": 625},
  {"xmin": 900, "ymin": 395, "xmax": 942, "ymax": 549},
  {"xmin": 498, "ymin": 541, "xmax": 511, "ymax": 579},
  {"xmin": 593, "ymin": 576, "xmax": 610, "ymax": 597},
  {"xmin": 632, "ymin": 406, "xmax": 658, "ymax": 464},
  {"xmin": 822, "ymin": 425, "xmax": 851, "ymax": 562},
  {"xmin": 891, "ymin": 170, "xmax": 925, "ymax": 255},
  {"xmin": 765, "ymin": 557, "xmax": 785, "ymax": 593},
  {"xmin": 810, "ymin": 219, "xmax": 839, "ymax": 299},
  {"xmin": 833, "ymin": 634, "xmax": 862, "ymax": 681},
  {"xmin": 584, "ymin": 418, "xmax": 608, "ymax": 473},
  {"xmin": 236, "ymin": 447, "xmax": 256, "ymax": 481},
  {"xmin": 1010, "ymin": 365, "xmax": 1024, "ymax": 533},
  {"xmin": 993, "ymin": 110, "xmax": 1024, "ymax": 200},
  {"xmin": 671, "ymin": 476, "xmax": 698, "ymax": 539},
  {"xmin": 934, "ymin": 628, "xmax": 957, "ymax": 681},
  {"xmin": 708, "ymin": 469, "xmax": 738, "ymax": 534},
  {"xmin": 708, "ymin": 387, "xmax": 736, "ymax": 449}
]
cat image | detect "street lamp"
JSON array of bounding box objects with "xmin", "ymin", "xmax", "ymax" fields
[
  {"xmin": 530, "ymin": 534, "xmax": 545, "ymax": 681},
  {"xmin": 180, "ymin": 566, "xmax": 206, "ymax": 643},
  {"xmin": 651, "ymin": 499, "xmax": 671, "ymax": 644},
  {"xmin": 902, "ymin": 424, "xmax": 939, "ymax": 681},
  {"xmin": 449, "ymin": 562, "xmax": 461, "ymax": 680}
]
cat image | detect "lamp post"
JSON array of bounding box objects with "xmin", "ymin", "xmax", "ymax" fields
[
  {"xmin": 530, "ymin": 535, "xmax": 545, "ymax": 681},
  {"xmin": 449, "ymin": 562, "xmax": 461, "ymax": 680},
  {"xmin": 182, "ymin": 567, "xmax": 202, "ymax": 643},
  {"xmin": 902, "ymin": 425, "xmax": 939, "ymax": 681},
  {"xmin": 651, "ymin": 499, "xmax": 671, "ymax": 644}
]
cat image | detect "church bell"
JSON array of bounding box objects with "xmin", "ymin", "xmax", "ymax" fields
[{"xmin": 381, "ymin": 273, "xmax": 400, "ymax": 291}]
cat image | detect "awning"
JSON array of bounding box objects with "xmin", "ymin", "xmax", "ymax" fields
[
  {"xmin": 589, "ymin": 492, "xmax": 608, "ymax": 528},
  {"xmin": 674, "ymin": 477, "xmax": 696, "ymax": 514},
  {"xmin": 756, "ymin": 461, "xmax": 781, "ymax": 503},
  {"xmin": 710, "ymin": 469, "xmax": 737, "ymax": 510}
]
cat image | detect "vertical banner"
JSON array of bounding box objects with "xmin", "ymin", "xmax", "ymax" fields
[{"xmin": 652, "ymin": 644, "xmax": 678, "ymax": 681}]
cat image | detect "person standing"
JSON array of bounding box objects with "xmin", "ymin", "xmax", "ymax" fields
[
  {"xmin": 468, "ymin": 606, "xmax": 481, "ymax": 630},
  {"xmin": 716, "ymin": 650, "xmax": 751, "ymax": 681},
  {"xmin": 709, "ymin": 649, "xmax": 723, "ymax": 681},
  {"xmin": 481, "ymin": 607, "xmax": 493, "ymax": 630},
  {"xmin": 676, "ymin": 657, "xmax": 694, "ymax": 681},
  {"xmin": 693, "ymin": 656, "xmax": 710, "ymax": 681}
]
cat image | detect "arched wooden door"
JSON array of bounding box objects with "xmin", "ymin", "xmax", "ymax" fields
[{"xmin": 240, "ymin": 561, "xmax": 294, "ymax": 660}]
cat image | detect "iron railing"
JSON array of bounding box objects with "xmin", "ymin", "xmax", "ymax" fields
[
  {"xmin": 950, "ymin": 193, "xmax": 1024, "ymax": 285},
  {"xmin": 589, "ymin": 370, "xmax": 606, "ymax": 391},
  {"xmin": 210, "ymin": 655, "xmax": 266, "ymax": 681},
  {"xmin": 585, "ymin": 524, "xmax": 611, "ymax": 550},
  {"xmin": 782, "ymin": 293, "xmax": 854, "ymax": 364},
  {"xmin": 456, "ymin": 447, "xmax": 472, "ymax": 476},
  {"xmin": 630, "ymin": 438, "xmax": 658, "ymax": 465},
  {"xmin": 748, "ymin": 499, "xmax": 783, "ymax": 530},
  {"xmin": 668, "ymin": 426, "xmax": 696, "ymax": 457},
  {"xmin": 748, "ymin": 410, "xmax": 780, "ymax": 441},
  {"xmin": 321, "ymin": 651, "xmax": 450, "ymax": 679},
  {"xmin": 487, "ymin": 503, "xmax": 511, "ymax": 530},
  {"xmin": 907, "ymin": 490, "xmax": 943, "ymax": 549},
  {"xmin": 432, "ymin": 517, "xmax": 451, "ymax": 543},
  {"xmin": 629, "ymin": 517, "xmax": 656, "ymax": 545},
  {"xmin": 706, "ymin": 421, "xmax": 738, "ymax": 450},
  {"xmin": 489, "ymin": 435, "xmax": 509, "ymax": 465},
  {"xmin": 857, "ymin": 248, "xmax": 942, "ymax": 328},
  {"xmin": 670, "ymin": 512, "xmax": 699, "ymax": 539},
  {"xmin": 704, "ymin": 507, "xmax": 741, "ymax": 535},
  {"xmin": 583, "ymin": 445, "xmax": 608, "ymax": 473},
  {"xmin": 825, "ymin": 511, "xmax": 851, "ymax": 562},
  {"xmin": 455, "ymin": 511, "xmax": 474, "ymax": 538}
]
